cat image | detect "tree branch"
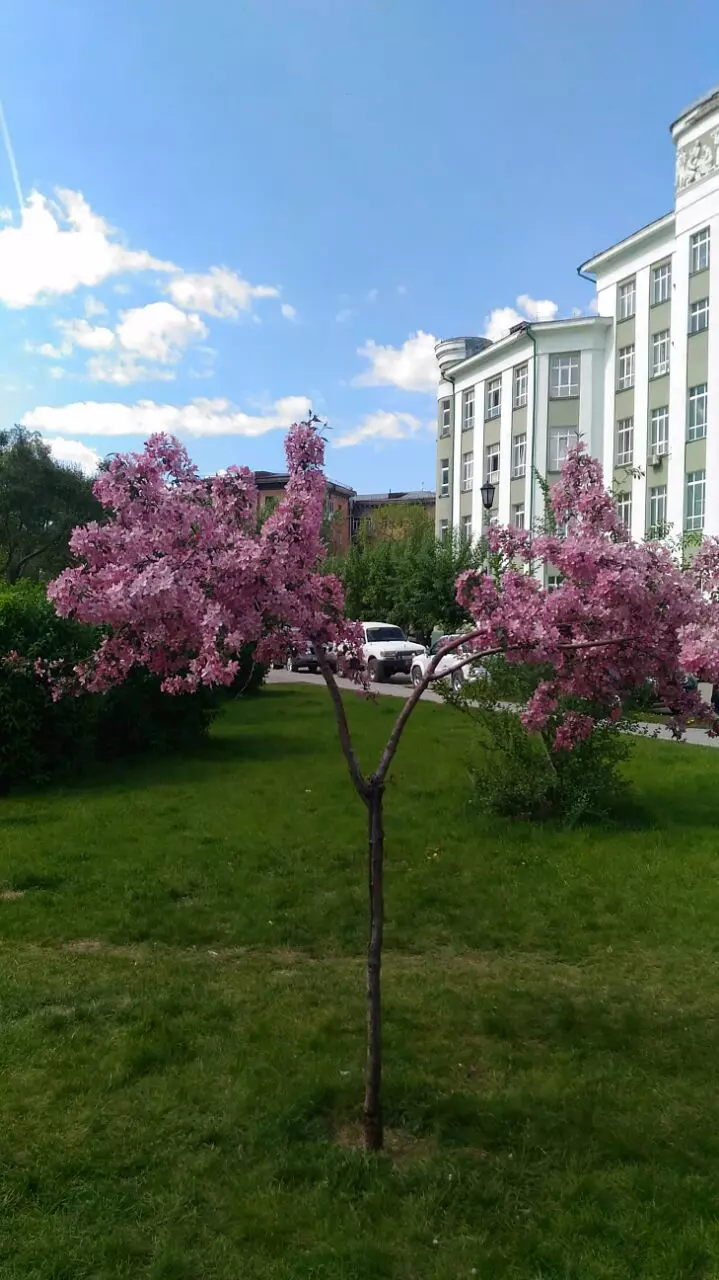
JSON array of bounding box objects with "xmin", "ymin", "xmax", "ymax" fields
[{"xmin": 316, "ymin": 649, "xmax": 370, "ymax": 802}]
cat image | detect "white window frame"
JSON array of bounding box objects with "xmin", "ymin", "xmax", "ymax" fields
[
  {"xmin": 548, "ymin": 426, "xmax": 579, "ymax": 472},
  {"xmin": 690, "ymin": 227, "xmax": 710, "ymax": 274},
  {"xmin": 648, "ymin": 485, "xmax": 667, "ymax": 537},
  {"xmin": 513, "ymin": 363, "xmax": 528, "ymax": 408},
  {"xmin": 547, "ymin": 573, "xmax": 562, "ymax": 593},
  {"xmin": 616, "ymin": 492, "xmax": 632, "ymax": 529},
  {"xmin": 511, "ymin": 433, "xmax": 527, "ymax": 478},
  {"xmin": 549, "ymin": 353, "xmax": 579, "ymax": 399},
  {"xmin": 511, "ymin": 502, "xmax": 525, "ymax": 530},
  {"xmin": 461, "ymin": 514, "xmax": 472, "ymax": 541},
  {"xmin": 618, "ymin": 277, "xmax": 636, "ymax": 320},
  {"xmin": 485, "ymin": 375, "xmax": 502, "ymax": 420},
  {"xmin": 461, "ymin": 450, "xmax": 473, "ymax": 492},
  {"xmin": 651, "ymin": 330, "xmax": 670, "ymax": 377},
  {"xmin": 484, "ymin": 441, "xmax": 500, "ymax": 483},
  {"xmin": 439, "ymin": 518, "xmax": 449, "ymax": 541},
  {"xmin": 439, "ymin": 398, "xmax": 451, "ymax": 436},
  {"xmin": 688, "ymin": 384, "xmax": 708, "ymax": 440},
  {"xmin": 462, "ymin": 387, "xmax": 475, "ymax": 431},
  {"xmin": 689, "ymin": 298, "xmax": 709, "ymax": 334},
  {"xmin": 650, "ymin": 406, "xmax": 669, "ymax": 455},
  {"xmin": 617, "ymin": 344, "xmax": 635, "ymax": 389},
  {"xmin": 440, "ymin": 458, "xmax": 450, "ymax": 496},
  {"xmin": 651, "ymin": 261, "xmax": 671, "ymax": 305},
  {"xmin": 686, "ymin": 470, "xmax": 706, "ymax": 532},
  {"xmin": 616, "ymin": 417, "xmax": 634, "ymax": 466}
]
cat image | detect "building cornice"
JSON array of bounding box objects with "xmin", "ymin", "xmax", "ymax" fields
[
  {"xmin": 437, "ymin": 316, "xmax": 611, "ymax": 382},
  {"xmin": 578, "ymin": 211, "xmax": 675, "ymax": 277}
]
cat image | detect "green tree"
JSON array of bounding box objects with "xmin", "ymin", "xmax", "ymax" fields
[{"xmin": 0, "ymin": 427, "xmax": 102, "ymax": 584}]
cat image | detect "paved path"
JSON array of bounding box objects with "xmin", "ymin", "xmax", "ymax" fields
[{"xmin": 267, "ymin": 668, "xmax": 719, "ymax": 749}]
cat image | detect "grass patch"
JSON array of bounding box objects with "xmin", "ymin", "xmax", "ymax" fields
[{"xmin": 2, "ymin": 685, "xmax": 719, "ymax": 1277}]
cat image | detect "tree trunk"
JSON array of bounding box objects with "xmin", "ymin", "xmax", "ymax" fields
[{"xmin": 364, "ymin": 780, "xmax": 385, "ymax": 1151}]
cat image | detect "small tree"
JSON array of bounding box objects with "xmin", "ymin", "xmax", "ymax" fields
[{"xmin": 46, "ymin": 427, "xmax": 719, "ymax": 1153}]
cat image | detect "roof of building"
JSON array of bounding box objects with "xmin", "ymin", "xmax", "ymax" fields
[
  {"xmin": 254, "ymin": 470, "xmax": 355, "ymax": 496},
  {"xmin": 578, "ymin": 211, "xmax": 674, "ymax": 276},
  {"xmin": 437, "ymin": 314, "xmax": 610, "ymax": 381},
  {"xmin": 352, "ymin": 490, "xmax": 436, "ymax": 505},
  {"xmin": 670, "ymin": 85, "xmax": 719, "ymax": 136}
]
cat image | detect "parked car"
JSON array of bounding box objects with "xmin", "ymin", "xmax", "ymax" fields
[
  {"xmin": 411, "ymin": 635, "xmax": 489, "ymax": 691},
  {"xmin": 283, "ymin": 635, "xmax": 338, "ymax": 674},
  {"xmin": 360, "ymin": 622, "xmax": 425, "ymax": 682}
]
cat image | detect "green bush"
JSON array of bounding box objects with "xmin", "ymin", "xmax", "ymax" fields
[
  {"xmin": 0, "ymin": 583, "xmax": 266, "ymax": 790},
  {"xmin": 450, "ymin": 664, "xmax": 631, "ymax": 826}
]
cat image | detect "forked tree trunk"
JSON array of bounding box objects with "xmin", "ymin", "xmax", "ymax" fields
[{"xmin": 363, "ymin": 780, "xmax": 385, "ymax": 1151}]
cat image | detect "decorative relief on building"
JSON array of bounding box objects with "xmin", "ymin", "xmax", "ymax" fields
[{"xmin": 676, "ymin": 127, "xmax": 719, "ymax": 192}]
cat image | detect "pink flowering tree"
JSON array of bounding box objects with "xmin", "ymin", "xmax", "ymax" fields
[{"xmin": 45, "ymin": 427, "xmax": 719, "ymax": 1152}]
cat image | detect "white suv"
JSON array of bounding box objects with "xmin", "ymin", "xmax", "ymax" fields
[
  {"xmin": 410, "ymin": 634, "xmax": 489, "ymax": 691},
  {"xmin": 360, "ymin": 622, "xmax": 426, "ymax": 683}
]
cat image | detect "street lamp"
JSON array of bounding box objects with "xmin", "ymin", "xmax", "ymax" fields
[{"xmin": 480, "ymin": 479, "xmax": 495, "ymax": 511}]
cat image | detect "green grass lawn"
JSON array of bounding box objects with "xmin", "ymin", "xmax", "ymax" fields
[{"xmin": 3, "ymin": 685, "xmax": 719, "ymax": 1279}]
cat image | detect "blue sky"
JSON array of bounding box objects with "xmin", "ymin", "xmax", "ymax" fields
[{"xmin": 0, "ymin": 0, "xmax": 718, "ymax": 493}]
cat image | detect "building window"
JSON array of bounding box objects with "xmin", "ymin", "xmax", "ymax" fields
[
  {"xmin": 686, "ymin": 470, "xmax": 706, "ymax": 531},
  {"xmin": 651, "ymin": 261, "xmax": 671, "ymax": 304},
  {"xmin": 617, "ymin": 344, "xmax": 635, "ymax": 389},
  {"xmin": 651, "ymin": 330, "xmax": 670, "ymax": 377},
  {"xmin": 439, "ymin": 518, "xmax": 449, "ymax": 541},
  {"xmin": 485, "ymin": 441, "xmax": 500, "ymax": 483},
  {"xmin": 485, "ymin": 375, "xmax": 502, "ymax": 419},
  {"xmin": 616, "ymin": 417, "xmax": 634, "ymax": 466},
  {"xmin": 513, "ymin": 363, "xmax": 528, "ymax": 408},
  {"xmin": 648, "ymin": 484, "xmax": 667, "ymax": 538},
  {"xmin": 511, "ymin": 502, "xmax": 525, "ymax": 529},
  {"xmin": 688, "ymin": 384, "xmax": 708, "ymax": 440},
  {"xmin": 547, "ymin": 573, "xmax": 562, "ymax": 592},
  {"xmin": 462, "ymin": 387, "xmax": 474, "ymax": 431},
  {"xmin": 461, "ymin": 450, "xmax": 473, "ymax": 491},
  {"xmin": 690, "ymin": 227, "xmax": 710, "ymax": 274},
  {"xmin": 461, "ymin": 514, "xmax": 472, "ymax": 541},
  {"xmin": 616, "ymin": 492, "xmax": 632, "ymax": 529},
  {"xmin": 439, "ymin": 398, "xmax": 451, "ymax": 436},
  {"xmin": 650, "ymin": 406, "xmax": 669, "ymax": 455},
  {"xmin": 440, "ymin": 458, "xmax": 449, "ymax": 496},
  {"xmin": 488, "ymin": 513, "xmax": 499, "ymax": 527},
  {"xmin": 618, "ymin": 277, "xmax": 636, "ymax": 320},
  {"xmin": 549, "ymin": 353, "xmax": 579, "ymax": 398},
  {"xmin": 512, "ymin": 432, "xmax": 527, "ymax": 478},
  {"xmin": 548, "ymin": 427, "xmax": 579, "ymax": 472},
  {"xmin": 689, "ymin": 298, "xmax": 709, "ymax": 334}
]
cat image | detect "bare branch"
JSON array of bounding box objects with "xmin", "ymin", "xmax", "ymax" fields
[{"xmin": 316, "ymin": 649, "xmax": 370, "ymax": 802}]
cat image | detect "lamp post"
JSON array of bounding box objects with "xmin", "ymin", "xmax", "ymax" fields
[{"xmin": 480, "ymin": 479, "xmax": 495, "ymax": 512}]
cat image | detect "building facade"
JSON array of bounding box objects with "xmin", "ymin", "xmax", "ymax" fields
[
  {"xmin": 435, "ymin": 87, "xmax": 719, "ymax": 545},
  {"xmin": 254, "ymin": 471, "xmax": 354, "ymax": 554}
]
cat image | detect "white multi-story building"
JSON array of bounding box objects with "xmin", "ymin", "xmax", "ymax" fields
[{"xmin": 435, "ymin": 86, "xmax": 719, "ymax": 546}]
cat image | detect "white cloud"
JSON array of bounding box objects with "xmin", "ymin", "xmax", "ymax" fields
[
  {"xmin": 23, "ymin": 394, "xmax": 312, "ymax": 439},
  {"xmin": 588, "ymin": 296, "xmax": 599, "ymax": 314},
  {"xmin": 396, "ymin": 284, "xmax": 408, "ymax": 297},
  {"xmin": 483, "ymin": 293, "xmax": 559, "ymax": 342},
  {"xmin": 44, "ymin": 436, "xmax": 101, "ymax": 474},
  {"xmin": 333, "ymin": 409, "xmax": 426, "ymax": 449},
  {"xmin": 84, "ymin": 295, "xmax": 108, "ymax": 318},
  {"xmin": 167, "ymin": 266, "xmax": 279, "ymax": 318},
  {"xmin": 84, "ymin": 353, "xmax": 177, "ymax": 386},
  {"xmin": 366, "ymin": 288, "xmax": 379, "ymax": 304},
  {"xmin": 61, "ymin": 318, "xmax": 116, "ymax": 352},
  {"xmin": 116, "ymin": 301, "xmax": 208, "ymax": 363},
  {"xmin": 335, "ymin": 308, "xmax": 354, "ymax": 324},
  {"xmin": 49, "ymin": 366, "xmax": 65, "ymax": 380},
  {"xmin": 280, "ymin": 302, "xmax": 297, "ymax": 320},
  {"xmin": 0, "ymin": 188, "xmax": 176, "ymax": 307},
  {"xmin": 515, "ymin": 294, "xmax": 558, "ymax": 323},
  {"xmin": 0, "ymin": 206, "xmax": 13, "ymax": 223},
  {"xmin": 353, "ymin": 330, "xmax": 439, "ymax": 393}
]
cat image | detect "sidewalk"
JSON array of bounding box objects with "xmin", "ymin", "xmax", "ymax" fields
[{"xmin": 267, "ymin": 669, "xmax": 719, "ymax": 750}]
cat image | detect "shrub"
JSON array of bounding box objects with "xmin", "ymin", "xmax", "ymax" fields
[
  {"xmin": 451, "ymin": 663, "xmax": 631, "ymax": 826},
  {"xmin": 0, "ymin": 583, "xmax": 266, "ymax": 790}
]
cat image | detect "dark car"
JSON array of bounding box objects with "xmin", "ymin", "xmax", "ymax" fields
[{"xmin": 285, "ymin": 639, "xmax": 338, "ymax": 674}]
